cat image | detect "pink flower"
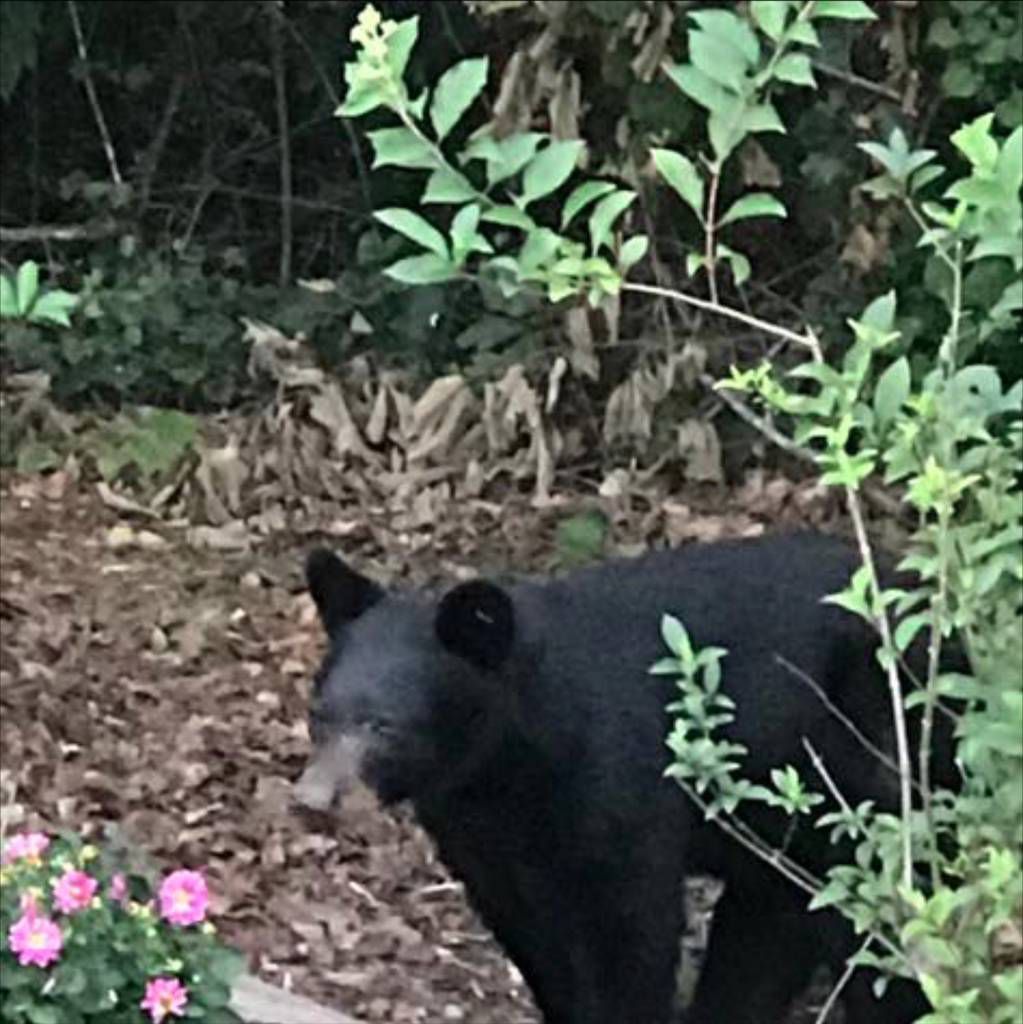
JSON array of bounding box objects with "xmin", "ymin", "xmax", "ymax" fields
[
  {"xmin": 2, "ymin": 832, "xmax": 50, "ymax": 865},
  {"xmin": 7, "ymin": 911, "xmax": 63, "ymax": 968},
  {"xmin": 109, "ymin": 873, "xmax": 128, "ymax": 903},
  {"xmin": 141, "ymin": 976, "xmax": 189, "ymax": 1022},
  {"xmin": 52, "ymin": 868, "xmax": 98, "ymax": 914},
  {"xmin": 158, "ymin": 870, "xmax": 208, "ymax": 926}
]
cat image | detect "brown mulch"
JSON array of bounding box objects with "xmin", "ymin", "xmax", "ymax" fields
[{"xmin": 0, "ymin": 469, "xmax": 849, "ymax": 1023}]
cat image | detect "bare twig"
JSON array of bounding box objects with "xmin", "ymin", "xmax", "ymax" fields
[
  {"xmin": 779, "ymin": 655, "xmax": 906, "ymax": 786},
  {"xmin": 622, "ymin": 281, "xmax": 814, "ymax": 349},
  {"xmin": 268, "ymin": 3, "xmax": 293, "ymax": 288},
  {"xmin": 66, "ymin": 0, "xmax": 123, "ymax": 185},
  {"xmin": 137, "ymin": 70, "xmax": 187, "ymax": 219},
  {"xmin": 0, "ymin": 221, "xmax": 119, "ymax": 243},
  {"xmin": 812, "ymin": 60, "xmax": 904, "ymax": 105},
  {"xmin": 812, "ymin": 937, "xmax": 874, "ymax": 1024}
]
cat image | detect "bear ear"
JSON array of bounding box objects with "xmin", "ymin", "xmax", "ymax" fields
[
  {"xmin": 305, "ymin": 549, "xmax": 382, "ymax": 632},
  {"xmin": 435, "ymin": 580, "xmax": 515, "ymax": 671}
]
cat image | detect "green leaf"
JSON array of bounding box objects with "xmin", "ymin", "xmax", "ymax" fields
[
  {"xmin": 518, "ymin": 228, "xmax": 562, "ymax": 273},
  {"xmin": 385, "ymin": 16, "xmax": 420, "ymax": 79},
  {"xmin": 521, "ymin": 140, "xmax": 584, "ymax": 207},
  {"xmin": 476, "ymin": 133, "xmax": 545, "ymax": 186},
  {"xmin": 894, "ymin": 612, "xmax": 930, "ymax": 653},
  {"xmin": 367, "ymin": 127, "xmax": 438, "ymax": 170},
  {"xmin": 996, "ymin": 125, "xmax": 1023, "ymax": 193},
  {"xmin": 337, "ymin": 81, "xmax": 385, "ymax": 118},
  {"xmin": 812, "ymin": 1, "xmax": 876, "ymax": 19},
  {"xmin": 926, "ymin": 17, "xmax": 958, "ymax": 50},
  {"xmin": 384, "ymin": 253, "xmax": 459, "ymax": 284},
  {"xmin": 423, "ymin": 167, "xmax": 478, "ymax": 203},
  {"xmin": 589, "ymin": 190, "xmax": 636, "ymax": 253},
  {"xmin": 787, "ymin": 19, "xmax": 820, "ymax": 46},
  {"xmin": 873, "ymin": 356, "xmax": 910, "ymax": 426},
  {"xmin": 481, "ymin": 204, "xmax": 536, "ymax": 230},
  {"xmin": 16, "ymin": 260, "xmax": 38, "ymax": 315},
  {"xmin": 651, "ymin": 149, "xmax": 704, "ymax": 219},
  {"xmin": 859, "ymin": 290, "xmax": 897, "ymax": 333},
  {"xmin": 750, "ymin": 0, "xmax": 789, "ymax": 41},
  {"xmin": 450, "ymin": 204, "xmax": 483, "ymax": 259},
  {"xmin": 619, "ymin": 234, "xmax": 649, "ymax": 270},
  {"xmin": 773, "ymin": 53, "xmax": 815, "ymax": 87},
  {"xmin": 689, "ymin": 26, "xmax": 753, "ymax": 92},
  {"xmin": 0, "ymin": 273, "xmax": 18, "ymax": 318},
  {"xmin": 718, "ymin": 245, "xmax": 751, "ymax": 285},
  {"xmin": 689, "ymin": 10, "xmax": 760, "ymax": 64},
  {"xmin": 950, "ymin": 113, "xmax": 998, "ymax": 173},
  {"xmin": 942, "ymin": 61, "xmax": 979, "ymax": 99},
  {"xmin": 30, "ymin": 290, "xmax": 78, "ymax": 327},
  {"xmin": 374, "ymin": 208, "xmax": 449, "ymax": 258},
  {"xmin": 741, "ymin": 103, "xmax": 785, "ymax": 135},
  {"xmin": 562, "ymin": 181, "xmax": 618, "ymax": 228},
  {"xmin": 718, "ymin": 192, "xmax": 786, "ymax": 227},
  {"xmin": 664, "ymin": 63, "xmax": 732, "ymax": 112},
  {"xmin": 661, "ymin": 614, "xmax": 693, "ymax": 663},
  {"xmin": 430, "ymin": 57, "xmax": 489, "ymax": 142}
]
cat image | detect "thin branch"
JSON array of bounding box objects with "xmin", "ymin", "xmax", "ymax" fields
[
  {"xmin": 66, "ymin": 0, "xmax": 123, "ymax": 185},
  {"xmin": 622, "ymin": 280, "xmax": 815, "ymax": 349},
  {"xmin": 812, "ymin": 937, "xmax": 874, "ymax": 1024},
  {"xmin": 812, "ymin": 60, "xmax": 904, "ymax": 105},
  {"xmin": 269, "ymin": 3, "xmax": 293, "ymax": 288},
  {"xmin": 0, "ymin": 221, "xmax": 119, "ymax": 243},
  {"xmin": 779, "ymin": 655, "xmax": 906, "ymax": 787},
  {"xmin": 137, "ymin": 69, "xmax": 187, "ymax": 220}
]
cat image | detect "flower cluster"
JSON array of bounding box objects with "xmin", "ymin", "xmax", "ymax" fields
[{"xmin": 0, "ymin": 831, "xmax": 240, "ymax": 1024}]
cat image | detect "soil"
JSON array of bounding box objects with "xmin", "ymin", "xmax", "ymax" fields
[{"xmin": 0, "ymin": 469, "xmax": 851, "ymax": 1023}]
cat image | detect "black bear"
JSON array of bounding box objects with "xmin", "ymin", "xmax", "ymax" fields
[{"xmin": 295, "ymin": 532, "xmax": 946, "ymax": 1024}]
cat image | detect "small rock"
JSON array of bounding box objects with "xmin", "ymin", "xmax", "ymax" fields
[
  {"xmin": 442, "ymin": 1006, "xmax": 465, "ymax": 1021},
  {"xmin": 150, "ymin": 626, "xmax": 169, "ymax": 653},
  {"xmin": 240, "ymin": 570, "xmax": 262, "ymax": 589},
  {"xmin": 105, "ymin": 524, "xmax": 137, "ymax": 549}
]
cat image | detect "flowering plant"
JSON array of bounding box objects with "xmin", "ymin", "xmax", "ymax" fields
[{"xmin": 0, "ymin": 831, "xmax": 244, "ymax": 1023}]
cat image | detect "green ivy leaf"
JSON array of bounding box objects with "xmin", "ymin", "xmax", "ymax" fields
[
  {"xmin": 942, "ymin": 61, "xmax": 979, "ymax": 99},
  {"xmin": 589, "ymin": 190, "xmax": 636, "ymax": 254},
  {"xmin": 422, "ymin": 167, "xmax": 479, "ymax": 204},
  {"xmin": 521, "ymin": 140, "xmax": 584, "ymax": 207},
  {"xmin": 873, "ymin": 356, "xmax": 910, "ymax": 426},
  {"xmin": 384, "ymin": 253, "xmax": 459, "ymax": 284},
  {"xmin": 561, "ymin": 181, "xmax": 618, "ymax": 228},
  {"xmin": 374, "ymin": 208, "xmax": 449, "ymax": 258},
  {"xmin": 651, "ymin": 149, "xmax": 704, "ymax": 219},
  {"xmin": 430, "ymin": 57, "xmax": 489, "ymax": 143},
  {"xmin": 950, "ymin": 113, "xmax": 999, "ymax": 173},
  {"xmin": 772, "ymin": 53, "xmax": 815, "ymax": 87},
  {"xmin": 367, "ymin": 127, "xmax": 437, "ymax": 170},
  {"xmin": 718, "ymin": 192, "xmax": 786, "ymax": 227}
]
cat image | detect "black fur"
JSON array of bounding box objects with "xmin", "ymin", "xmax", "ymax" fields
[{"xmin": 301, "ymin": 533, "xmax": 951, "ymax": 1024}]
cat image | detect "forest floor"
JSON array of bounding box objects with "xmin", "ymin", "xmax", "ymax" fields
[{"xmin": 0, "ymin": 467, "xmax": 855, "ymax": 1023}]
